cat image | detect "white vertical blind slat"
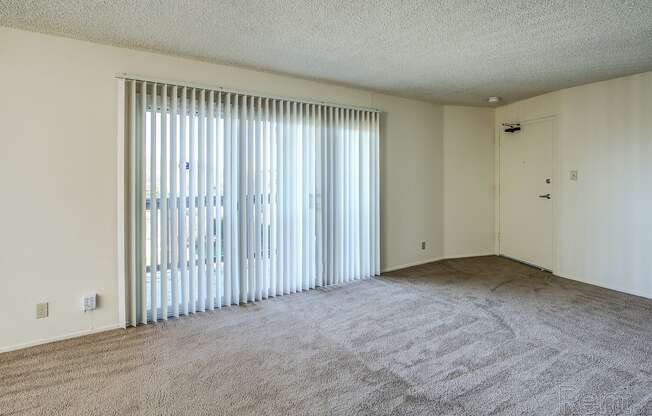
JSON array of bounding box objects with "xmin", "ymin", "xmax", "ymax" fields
[
  {"xmin": 139, "ymin": 81, "xmax": 148, "ymax": 324},
  {"xmin": 374, "ymin": 113, "xmax": 381, "ymax": 275},
  {"xmin": 254, "ymin": 97, "xmax": 263, "ymax": 301},
  {"xmin": 160, "ymin": 85, "xmax": 169, "ymax": 320},
  {"xmin": 290, "ymin": 102, "xmax": 298, "ymax": 293},
  {"xmin": 215, "ymin": 92, "xmax": 223, "ymax": 308},
  {"xmin": 234, "ymin": 95, "xmax": 242, "ymax": 304},
  {"xmin": 316, "ymin": 105, "xmax": 323, "ymax": 287},
  {"xmin": 170, "ymin": 86, "xmax": 179, "ymax": 318},
  {"xmin": 281, "ymin": 102, "xmax": 288, "ymax": 294},
  {"xmin": 282, "ymin": 101, "xmax": 289, "ymax": 294},
  {"xmin": 207, "ymin": 91, "xmax": 216, "ymax": 310},
  {"xmin": 302, "ymin": 104, "xmax": 309, "ymax": 291},
  {"xmin": 128, "ymin": 81, "xmax": 137, "ymax": 326},
  {"xmin": 352, "ymin": 110, "xmax": 357, "ymax": 280},
  {"xmin": 288, "ymin": 101, "xmax": 294, "ymax": 293},
  {"xmin": 337, "ymin": 108, "xmax": 344, "ymax": 285},
  {"xmin": 332, "ymin": 107, "xmax": 337, "ymax": 285},
  {"xmin": 298, "ymin": 103, "xmax": 304, "ymax": 291},
  {"xmin": 351, "ymin": 109, "xmax": 356, "ymax": 279},
  {"xmin": 223, "ymin": 93, "xmax": 233, "ymax": 306},
  {"xmin": 309, "ymin": 104, "xmax": 316, "ymax": 289},
  {"xmin": 179, "ymin": 87, "xmax": 189, "ymax": 315},
  {"xmin": 354, "ymin": 110, "xmax": 361, "ymax": 280},
  {"xmin": 369, "ymin": 110, "xmax": 377, "ymax": 275},
  {"xmin": 197, "ymin": 90, "xmax": 207, "ymax": 312},
  {"xmin": 344, "ymin": 109, "xmax": 351, "ymax": 283},
  {"xmin": 128, "ymin": 81, "xmax": 136, "ymax": 326},
  {"xmin": 247, "ymin": 97, "xmax": 255, "ymax": 302},
  {"xmin": 363, "ymin": 111, "xmax": 370, "ymax": 278},
  {"xmin": 188, "ymin": 88, "xmax": 197, "ymax": 314},
  {"xmin": 271, "ymin": 100, "xmax": 279, "ymax": 296},
  {"xmin": 262, "ymin": 98, "xmax": 270, "ymax": 299},
  {"xmin": 327, "ymin": 107, "xmax": 334, "ymax": 286},
  {"xmin": 310, "ymin": 104, "xmax": 317, "ymax": 288},
  {"xmin": 238, "ymin": 96, "xmax": 248, "ymax": 303},
  {"xmin": 278, "ymin": 101, "xmax": 287, "ymax": 295},
  {"xmin": 150, "ymin": 83, "xmax": 158, "ymax": 323}
]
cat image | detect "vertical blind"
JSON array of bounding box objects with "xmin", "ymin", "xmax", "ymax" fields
[{"xmin": 124, "ymin": 79, "xmax": 380, "ymax": 325}]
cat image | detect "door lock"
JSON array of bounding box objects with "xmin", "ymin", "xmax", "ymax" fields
[{"xmin": 538, "ymin": 194, "xmax": 551, "ymax": 199}]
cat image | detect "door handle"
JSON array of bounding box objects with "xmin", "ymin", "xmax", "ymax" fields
[{"xmin": 538, "ymin": 194, "xmax": 551, "ymax": 199}]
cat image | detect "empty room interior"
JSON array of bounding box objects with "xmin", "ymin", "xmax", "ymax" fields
[{"xmin": 1, "ymin": 1, "xmax": 652, "ymax": 415}]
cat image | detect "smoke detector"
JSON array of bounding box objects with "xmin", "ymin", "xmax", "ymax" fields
[{"xmin": 487, "ymin": 96, "xmax": 501, "ymax": 104}]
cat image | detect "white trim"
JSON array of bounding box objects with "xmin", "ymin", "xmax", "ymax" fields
[
  {"xmin": 381, "ymin": 257, "xmax": 443, "ymax": 273},
  {"xmin": 551, "ymin": 117, "xmax": 561, "ymax": 273},
  {"xmin": 499, "ymin": 254, "xmax": 552, "ymax": 272},
  {"xmin": 382, "ymin": 253, "xmax": 499, "ymax": 273},
  {"xmin": 0, "ymin": 324, "xmax": 123, "ymax": 354},
  {"xmin": 443, "ymin": 252, "xmax": 495, "ymax": 260},
  {"xmin": 116, "ymin": 78, "xmax": 127, "ymax": 329},
  {"xmin": 385, "ymin": 254, "xmax": 652, "ymax": 299},
  {"xmin": 555, "ymin": 271, "xmax": 652, "ymax": 300},
  {"xmin": 493, "ymin": 123, "xmax": 501, "ymax": 255}
]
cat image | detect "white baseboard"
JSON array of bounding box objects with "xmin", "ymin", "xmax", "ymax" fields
[
  {"xmin": 554, "ymin": 271, "xmax": 652, "ymax": 300},
  {"xmin": 0, "ymin": 323, "xmax": 123, "ymax": 354},
  {"xmin": 443, "ymin": 252, "xmax": 495, "ymax": 260},
  {"xmin": 382, "ymin": 257, "xmax": 444, "ymax": 273},
  {"xmin": 382, "ymin": 253, "xmax": 500, "ymax": 273}
]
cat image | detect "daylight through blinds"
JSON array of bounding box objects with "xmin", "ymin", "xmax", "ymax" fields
[{"xmin": 125, "ymin": 80, "xmax": 380, "ymax": 324}]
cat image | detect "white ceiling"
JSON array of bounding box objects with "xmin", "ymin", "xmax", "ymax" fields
[{"xmin": 2, "ymin": 0, "xmax": 651, "ymax": 105}]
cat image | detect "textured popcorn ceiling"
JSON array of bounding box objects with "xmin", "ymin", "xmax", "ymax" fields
[{"xmin": 1, "ymin": 0, "xmax": 652, "ymax": 105}]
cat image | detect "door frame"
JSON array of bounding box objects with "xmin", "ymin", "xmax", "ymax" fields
[{"xmin": 494, "ymin": 115, "xmax": 559, "ymax": 272}]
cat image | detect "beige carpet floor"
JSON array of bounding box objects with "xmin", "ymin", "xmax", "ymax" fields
[{"xmin": 1, "ymin": 256, "xmax": 651, "ymax": 416}]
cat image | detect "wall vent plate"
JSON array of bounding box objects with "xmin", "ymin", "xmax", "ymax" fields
[{"xmin": 82, "ymin": 294, "xmax": 97, "ymax": 312}]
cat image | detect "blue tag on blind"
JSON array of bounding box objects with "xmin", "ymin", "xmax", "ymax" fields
[{"xmin": 185, "ymin": 162, "xmax": 191, "ymax": 170}]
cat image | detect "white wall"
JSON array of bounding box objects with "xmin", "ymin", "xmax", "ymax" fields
[
  {"xmin": 380, "ymin": 97, "xmax": 444, "ymax": 270},
  {"xmin": 0, "ymin": 27, "xmax": 446, "ymax": 351},
  {"xmin": 496, "ymin": 71, "xmax": 652, "ymax": 299},
  {"xmin": 443, "ymin": 106, "xmax": 495, "ymax": 258}
]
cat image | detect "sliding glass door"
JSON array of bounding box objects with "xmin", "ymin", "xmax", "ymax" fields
[{"xmin": 124, "ymin": 79, "xmax": 380, "ymax": 325}]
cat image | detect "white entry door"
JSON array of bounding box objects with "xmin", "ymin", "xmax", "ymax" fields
[{"xmin": 499, "ymin": 118, "xmax": 554, "ymax": 270}]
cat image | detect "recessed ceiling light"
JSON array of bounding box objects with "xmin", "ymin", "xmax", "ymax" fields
[{"xmin": 487, "ymin": 96, "xmax": 501, "ymax": 103}]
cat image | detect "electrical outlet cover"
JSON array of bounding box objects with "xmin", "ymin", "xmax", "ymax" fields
[
  {"xmin": 36, "ymin": 302, "xmax": 48, "ymax": 319},
  {"xmin": 82, "ymin": 294, "xmax": 97, "ymax": 312}
]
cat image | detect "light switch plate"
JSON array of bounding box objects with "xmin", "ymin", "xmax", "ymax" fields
[
  {"xmin": 569, "ymin": 170, "xmax": 578, "ymax": 181},
  {"xmin": 36, "ymin": 302, "xmax": 48, "ymax": 319}
]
